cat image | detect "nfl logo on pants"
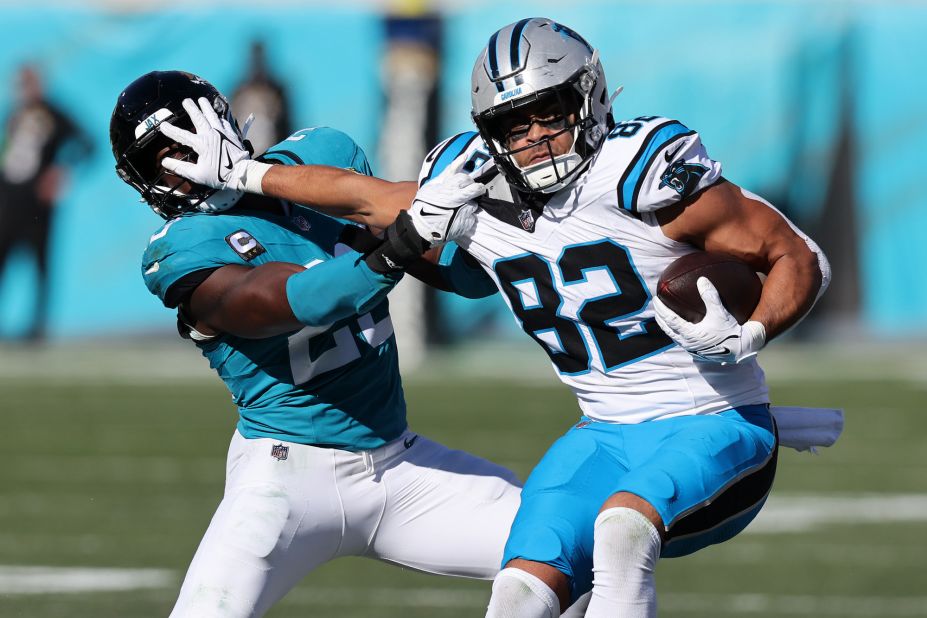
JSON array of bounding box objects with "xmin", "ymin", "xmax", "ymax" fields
[{"xmin": 270, "ymin": 443, "xmax": 289, "ymax": 461}]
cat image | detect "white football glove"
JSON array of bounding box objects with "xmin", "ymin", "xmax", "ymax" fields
[
  {"xmin": 652, "ymin": 276, "xmax": 766, "ymax": 365},
  {"xmin": 408, "ymin": 158, "xmax": 487, "ymax": 246},
  {"xmin": 159, "ymin": 97, "xmax": 269, "ymax": 195}
]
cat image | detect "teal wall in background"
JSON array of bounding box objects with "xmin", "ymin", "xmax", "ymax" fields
[
  {"xmin": 853, "ymin": 5, "xmax": 926, "ymax": 333},
  {"xmin": 438, "ymin": 2, "xmax": 924, "ymax": 339},
  {"xmin": 0, "ymin": 2, "xmax": 921, "ymax": 339},
  {"xmin": 0, "ymin": 7, "xmax": 382, "ymax": 338}
]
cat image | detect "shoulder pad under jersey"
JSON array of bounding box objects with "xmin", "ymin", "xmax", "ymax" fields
[
  {"xmin": 418, "ymin": 132, "xmax": 493, "ymax": 186},
  {"xmin": 592, "ymin": 116, "xmax": 722, "ymax": 214},
  {"xmin": 141, "ymin": 214, "xmax": 266, "ymax": 307}
]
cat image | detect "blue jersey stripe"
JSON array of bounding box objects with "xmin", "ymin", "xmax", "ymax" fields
[
  {"xmin": 618, "ymin": 122, "xmax": 693, "ymax": 213},
  {"xmin": 420, "ymin": 132, "xmax": 479, "ymax": 186},
  {"xmin": 438, "ymin": 241, "xmax": 459, "ymax": 267}
]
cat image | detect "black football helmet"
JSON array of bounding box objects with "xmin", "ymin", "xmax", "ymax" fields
[{"xmin": 110, "ymin": 70, "xmax": 244, "ymax": 219}]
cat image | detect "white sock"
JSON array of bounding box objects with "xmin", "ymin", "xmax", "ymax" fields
[
  {"xmin": 584, "ymin": 507, "xmax": 661, "ymax": 618},
  {"xmin": 485, "ymin": 567, "xmax": 559, "ymax": 618}
]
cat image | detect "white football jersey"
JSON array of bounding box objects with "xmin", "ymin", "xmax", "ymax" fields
[{"xmin": 420, "ymin": 117, "xmax": 769, "ymax": 424}]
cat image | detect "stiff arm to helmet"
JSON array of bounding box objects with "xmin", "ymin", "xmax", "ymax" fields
[
  {"xmin": 157, "ymin": 101, "xmax": 485, "ymax": 267},
  {"xmin": 110, "ymin": 71, "xmax": 253, "ymax": 219},
  {"xmin": 159, "ymin": 97, "xmax": 264, "ymax": 195}
]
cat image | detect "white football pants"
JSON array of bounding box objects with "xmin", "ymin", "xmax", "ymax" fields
[{"xmin": 169, "ymin": 429, "xmax": 522, "ymax": 617}]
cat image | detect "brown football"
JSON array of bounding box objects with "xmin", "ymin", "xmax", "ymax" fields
[{"xmin": 657, "ymin": 252, "xmax": 762, "ymax": 324}]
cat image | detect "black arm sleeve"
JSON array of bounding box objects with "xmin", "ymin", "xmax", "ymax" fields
[
  {"xmin": 163, "ymin": 268, "xmax": 220, "ymax": 308},
  {"xmin": 363, "ymin": 211, "xmax": 429, "ymax": 274}
]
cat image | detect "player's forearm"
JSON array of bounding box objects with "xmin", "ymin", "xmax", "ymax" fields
[
  {"xmin": 750, "ymin": 245, "xmax": 823, "ymax": 341},
  {"xmin": 198, "ymin": 256, "xmax": 401, "ymax": 337},
  {"xmin": 432, "ymin": 243, "xmax": 499, "ymax": 299},
  {"xmin": 285, "ymin": 252, "xmax": 401, "ymax": 326},
  {"xmin": 260, "ymin": 164, "xmax": 415, "ymax": 228}
]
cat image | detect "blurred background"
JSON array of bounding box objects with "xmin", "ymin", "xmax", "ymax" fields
[{"xmin": 0, "ymin": 0, "xmax": 925, "ymax": 617}]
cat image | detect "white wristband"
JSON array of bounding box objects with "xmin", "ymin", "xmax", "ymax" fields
[
  {"xmin": 236, "ymin": 160, "xmax": 272, "ymax": 195},
  {"xmin": 742, "ymin": 320, "xmax": 767, "ymax": 357}
]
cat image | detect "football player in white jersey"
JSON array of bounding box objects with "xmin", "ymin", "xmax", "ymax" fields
[{"xmin": 161, "ymin": 18, "xmax": 832, "ymax": 617}]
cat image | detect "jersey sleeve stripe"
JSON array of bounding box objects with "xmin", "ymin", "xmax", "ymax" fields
[
  {"xmin": 438, "ymin": 241, "xmax": 459, "ymax": 267},
  {"xmin": 630, "ymin": 128, "xmax": 697, "ymax": 213},
  {"xmin": 616, "ymin": 121, "xmax": 693, "ymax": 214},
  {"xmin": 419, "ymin": 132, "xmax": 479, "ymax": 186},
  {"xmin": 260, "ymin": 149, "xmax": 305, "ymax": 166}
]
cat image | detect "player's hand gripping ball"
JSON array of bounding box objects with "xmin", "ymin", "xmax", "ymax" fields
[{"xmin": 653, "ymin": 251, "xmax": 766, "ymax": 365}]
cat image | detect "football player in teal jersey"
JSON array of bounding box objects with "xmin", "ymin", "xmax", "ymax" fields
[{"xmin": 110, "ymin": 71, "xmax": 523, "ymax": 618}]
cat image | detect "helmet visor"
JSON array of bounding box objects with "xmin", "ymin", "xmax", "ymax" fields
[{"xmin": 480, "ymin": 89, "xmax": 582, "ymax": 149}]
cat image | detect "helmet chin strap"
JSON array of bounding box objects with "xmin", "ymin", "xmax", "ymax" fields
[
  {"xmin": 524, "ymin": 152, "xmax": 584, "ymax": 193},
  {"xmin": 148, "ymin": 182, "xmax": 244, "ymax": 216},
  {"xmin": 197, "ymin": 188, "xmax": 244, "ymax": 214}
]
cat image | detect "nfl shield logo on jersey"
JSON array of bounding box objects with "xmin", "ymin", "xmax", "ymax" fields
[
  {"xmin": 270, "ymin": 443, "xmax": 289, "ymax": 461},
  {"xmin": 518, "ymin": 209, "xmax": 536, "ymax": 232},
  {"xmin": 292, "ymin": 215, "xmax": 311, "ymax": 232}
]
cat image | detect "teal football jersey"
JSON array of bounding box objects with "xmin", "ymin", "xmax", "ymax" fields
[{"xmin": 141, "ymin": 128, "xmax": 406, "ymax": 450}]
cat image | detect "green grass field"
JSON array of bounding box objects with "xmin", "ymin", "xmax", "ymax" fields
[{"xmin": 1, "ymin": 343, "xmax": 926, "ymax": 617}]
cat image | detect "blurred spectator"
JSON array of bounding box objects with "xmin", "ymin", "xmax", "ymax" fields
[
  {"xmin": 231, "ymin": 40, "xmax": 292, "ymax": 155},
  {"xmin": 0, "ymin": 64, "xmax": 92, "ymax": 342}
]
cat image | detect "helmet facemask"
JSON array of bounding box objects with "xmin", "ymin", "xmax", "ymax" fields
[
  {"xmin": 470, "ymin": 19, "xmax": 613, "ymax": 195},
  {"xmin": 474, "ymin": 64, "xmax": 605, "ymax": 195},
  {"xmin": 111, "ymin": 71, "xmax": 244, "ymax": 219}
]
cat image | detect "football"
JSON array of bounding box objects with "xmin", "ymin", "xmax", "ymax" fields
[{"xmin": 657, "ymin": 252, "xmax": 762, "ymax": 324}]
